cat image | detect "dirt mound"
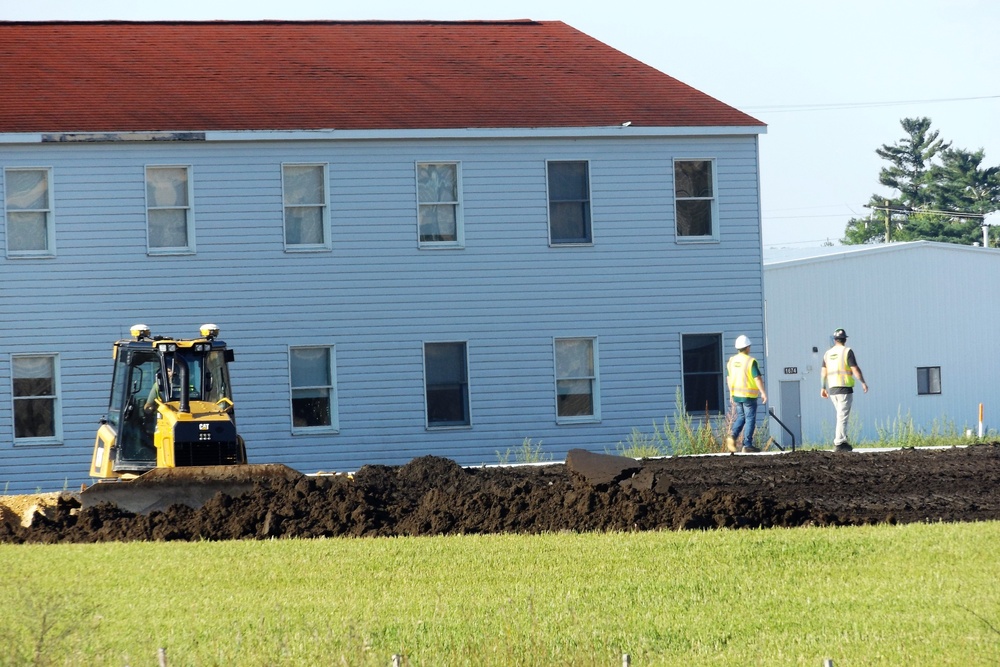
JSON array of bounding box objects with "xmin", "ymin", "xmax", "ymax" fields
[{"xmin": 2, "ymin": 445, "xmax": 999, "ymax": 544}]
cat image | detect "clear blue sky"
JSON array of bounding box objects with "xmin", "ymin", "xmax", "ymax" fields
[{"xmin": 5, "ymin": 0, "xmax": 998, "ymax": 247}]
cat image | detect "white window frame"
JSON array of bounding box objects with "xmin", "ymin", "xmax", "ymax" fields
[
  {"xmin": 673, "ymin": 158, "xmax": 719, "ymax": 243},
  {"xmin": 4, "ymin": 167, "xmax": 56, "ymax": 258},
  {"xmin": 11, "ymin": 353, "xmax": 62, "ymax": 446},
  {"xmin": 415, "ymin": 161, "xmax": 464, "ymax": 249},
  {"xmin": 288, "ymin": 345, "xmax": 339, "ymax": 434},
  {"xmin": 282, "ymin": 163, "xmax": 332, "ymax": 252},
  {"xmin": 423, "ymin": 341, "xmax": 472, "ymax": 429},
  {"xmin": 546, "ymin": 159, "xmax": 593, "ymax": 246},
  {"xmin": 553, "ymin": 337, "xmax": 600, "ymax": 423},
  {"xmin": 145, "ymin": 164, "xmax": 195, "ymax": 255}
]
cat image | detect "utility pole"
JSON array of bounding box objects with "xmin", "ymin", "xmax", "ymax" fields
[{"xmin": 884, "ymin": 200, "xmax": 891, "ymax": 242}]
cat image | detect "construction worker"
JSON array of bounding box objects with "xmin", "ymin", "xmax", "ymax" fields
[
  {"xmin": 725, "ymin": 334, "xmax": 767, "ymax": 453},
  {"xmin": 820, "ymin": 328, "xmax": 868, "ymax": 452}
]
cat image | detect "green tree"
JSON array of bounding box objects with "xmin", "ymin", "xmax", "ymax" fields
[{"xmin": 842, "ymin": 118, "xmax": 1000, "ymax": 246}]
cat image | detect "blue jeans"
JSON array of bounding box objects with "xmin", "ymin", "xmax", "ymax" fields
[{"xmin": 731, "ymin": 399, "xmax": 758, "ymax": 449}]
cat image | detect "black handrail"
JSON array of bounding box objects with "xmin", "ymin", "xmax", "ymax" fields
[{"xmin": 768, "ymin": 407, "xmax": 797, "ymax": 453}]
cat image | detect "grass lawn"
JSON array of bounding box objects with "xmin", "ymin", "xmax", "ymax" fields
[{"xmin": 1, "ymin": 522, "xmax": 998, "ymax": 666}]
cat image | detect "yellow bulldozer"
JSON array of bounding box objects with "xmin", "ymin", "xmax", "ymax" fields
[{"xmin": 81, "ymin": 324, "xmax": 297, "ymax": 514}]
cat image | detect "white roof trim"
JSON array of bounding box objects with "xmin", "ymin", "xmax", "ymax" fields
[
  {"xmin": 764, "ymin": 240, "xmax": 1000, "ymax": 269},
  {"xmin": 0, "ymin": 125, "xmax": 765, "ymax": 144}
]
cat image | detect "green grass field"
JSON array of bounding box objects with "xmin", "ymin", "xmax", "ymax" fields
[{"xmin": 2, "ymin": 522, "xmax": 998, "ymax": 666}]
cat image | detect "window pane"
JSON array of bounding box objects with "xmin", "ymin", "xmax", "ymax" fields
[
  {"xmin": 285, "ymin": 207, "xmax": 325, "ymax": 245},
  {"xmin": 7, "ymin": 211, "xmax": 48, "ymax": 251},
  {"xmin": 6, "ymin": 169, "xmax": 49, "ymax": 210},
  {"xmin": 676, "ymin": 200, "xmax": 713, "ymax": 237},
  {"xmin": 425, "ymin": 343, "xmax": 465, "ymax": 384},
  {"xmin": 290, "ymin": 347, "xmax": 331, "ymax": 388},
  {"xmin": 292, "ymin": 389, "xmax": 332, "ymax": 427},
  {"xmin": 419, "ymin": 204, "xmax": 457, "ymax": 242},
  {"xmin": 14, "ymin": 398, "xmax": 55, "ymax": 438},
  {"xmin": 674, "ymin": 161, "xmax": 713, "ymax": 198},
  {"xmin": 148, "ymin": 209, "xmax": 188, "ymax": 248},
  {"xmin": 555, "ymin": 339, "xmax": 594, "ymax": 377},
  {"xmin": 284, "ymin": 165, "xmax": 324, "ymax": 206},
  {"xmin": 929, "ymin": 368, "xmax": 941, "ymax": 393},
  {"xmin": 425, "ymin": 343, "xmax": 469, "ymax": 425},
  {"xmin": 548, "ymin": 161, "xmax": 588, "ymax": 200},
  {"xmin": 13, "ymin": 356, "xmax": 54, "ymax": 391},
  {"xmin": 146, "ymin": 167, "xmax": 188, "ymax": 207},
  {"xmin": 557, "ymin": 379, "xmax": 594, "ymax": 417},
  {"xmin": 417, "ymin": 163, "xmax": 457, "ymax": 203},
  {"xmin": 549, "ymin": 202, "xmax": 591, "ymax": 242}
]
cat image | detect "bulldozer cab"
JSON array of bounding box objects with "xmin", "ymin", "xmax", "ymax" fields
[{"xmin": 91, "ymin": 324, "xmax": 244, "ymax": 479}]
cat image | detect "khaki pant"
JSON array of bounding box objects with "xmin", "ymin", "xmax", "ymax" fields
[{"xmin": 829, "ymin": 392, "xmax": 853, "ymax": 446}]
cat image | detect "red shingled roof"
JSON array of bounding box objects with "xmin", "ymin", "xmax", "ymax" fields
[{"xmin": 0, "ymin": 20, "xmax": 764, "ymax": 133}]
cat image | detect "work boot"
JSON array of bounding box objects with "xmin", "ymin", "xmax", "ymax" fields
[
  {"xmin": 741, "ymin": 445, "xmax": 761, "ymax": 453},
  {"xmin": 835, "ymin": 443, "xmax": 853, "ymax": 452},
  {"xmin": 725, "ymin": 435, "xmax": 737, "ymax": 452}
]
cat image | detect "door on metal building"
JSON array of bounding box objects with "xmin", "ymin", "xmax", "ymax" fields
[{"xmin": 778, "ymin": 380, "xmax": 802, "ymax": 448}]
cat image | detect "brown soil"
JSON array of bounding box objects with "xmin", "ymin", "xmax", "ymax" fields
[{"xmin": 2, "ymin": 445, "xmax": 999, "ymax": 543}]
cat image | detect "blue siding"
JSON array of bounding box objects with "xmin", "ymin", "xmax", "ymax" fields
[{"xmin": 0, "ymin": 134, "xmax": 764, "ymax": 492}]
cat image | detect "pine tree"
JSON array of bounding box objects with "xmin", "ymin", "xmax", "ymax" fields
[{"xmin": 842, "ymin": 118, "xmax": 1000, "ymax": 246}]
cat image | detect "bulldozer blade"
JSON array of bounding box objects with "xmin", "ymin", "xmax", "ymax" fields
[{"xmin": 80, "ymin": 464, "xmax": 303, "ymax": 515}]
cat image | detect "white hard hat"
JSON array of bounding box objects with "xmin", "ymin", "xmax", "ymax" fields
[{"xmin": 734, "ymin": 335, "xmax": 752, "ymax": 349}]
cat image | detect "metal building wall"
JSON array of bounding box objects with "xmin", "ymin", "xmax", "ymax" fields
[{"xmin": 764, "ymin": 242, "xmax": 1000, "ymax": 446}]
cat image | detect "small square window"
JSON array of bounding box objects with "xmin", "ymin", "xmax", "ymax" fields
[
  {"xmin": 146, "ymin": 166, "xmax": 194, "ymax": 253},
  {"xmin": 674, "ymin": 160, "xmax": 717, "ymax": 240},
  {"xmin": 283, "ymin": 164, "xmax": 330, "ymax": 250},
  {"xmin": 4, "ymin": 167, "xmax": 55, "ymax": 257},
  {"xmin": 547, "ymin": 161, "xmax": 592, "ymax": 244},
  {"xmin": 917, "ymin": 366, "xmax": 941, "ymax": 395},
  {"xmin": 417, "ymin": 162, "xmax": 463, "ymax": 247}
]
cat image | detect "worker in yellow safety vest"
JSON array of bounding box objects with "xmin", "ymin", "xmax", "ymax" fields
[
  {"xmin": 725, "ymin": 335, "xmax": 768, "ymax": 453},
  {"xmin": 820, "ymin": 328, "xmax": 868, "ymax": 452}
]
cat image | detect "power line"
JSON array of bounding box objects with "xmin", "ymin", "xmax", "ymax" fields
[{"xmin": 743, "ymin": 94, "xmax": 1000, "ymax": 113}]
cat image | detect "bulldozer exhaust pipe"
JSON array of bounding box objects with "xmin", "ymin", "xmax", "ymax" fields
[{"xmin": 175, "ymin": 356, "xmax": 190, "ymax": 413}]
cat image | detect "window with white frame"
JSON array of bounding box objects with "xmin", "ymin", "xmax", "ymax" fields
[
  {"xmin": 424, "ymin": 342, "xmax": 470, "ymax": 427},
  {"xmin": 917, "ymin": 366, "xmax": 941, "ymax": 395},
  {"xmin": 4, "ymin": 167, "xmax": 54, "ymax": 257},
  {"xmin": 416, "ymin": 162, "xmax": 463, "ymax": 247},
  {"xmin": 289, "ymin": 346, "xmax": 338, "ymax": 431},
  {"xmin": 674, "ymin": 160, "xmax": 717, "ymax": 239},
  {"xmin": 146, "ymin": 165, "xmax": 193, "ymax": 252},
  {"xmin": 283, "ymin": 164, "xmax": 330, "ymax": 249},
  {"xmin": 12, "ymin": 354, "xmax": 60, "ymax": 443},
  {"xmin": 681, "ymin": 333, "xmax": 723, "ymax": 413},
  {"xmin": 554, "ymin": 337, "xmax": 599, "ymax": 421},
  {"xmin": 547, "ymin": 160, "xmax": 592, "ymax": 244}
]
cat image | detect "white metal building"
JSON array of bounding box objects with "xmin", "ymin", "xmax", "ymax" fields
[{"xmin": 763, "ymin": 241, "xmax": 1000, "ymax": 447}]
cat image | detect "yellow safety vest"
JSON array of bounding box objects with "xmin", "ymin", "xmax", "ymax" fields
[
  {"xmin": 727, "ymin": 352, "xmax": 760, "ymax": 399},
  {"xmin": 823, "ymin": 346, "xmax": 855, "ymax": 388}
]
